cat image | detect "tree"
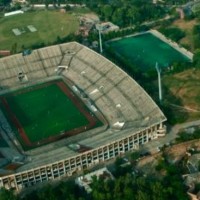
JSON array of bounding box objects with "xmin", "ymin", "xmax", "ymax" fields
[
  {"xmin": 135, "ymin": 190, "xmax": 149, "ymax": 200},
  {"xmin": 11, "ymin": 43, "xmax": 17, "ymax": 54},
  {"xmin": 0, "ymin": 188, "xmax": 18, "ymax": 200},
  {"xmin": 193, "ymin": 49, "xmax": 200, "ymax": 68},
  {"xmin": 44, "ymin": 0, "xmax": 50, "ymax": 9},
  {"xmin": 102, "ymin": 5, "xmax": 113, "ymax": 20},
  {"xmin": 193, "ymin": 25, "xmax": 200, "ymax": 49},
  {"xmin": 126, "ymin": 6, "xmax": 139, "ymax": 26},
  {"xmin": 0, "ymin": 0, "xmax": 11, "ymax": 6},
  {"xmin": 159, "ymin": 27, "xmax": 185, "ymax": 42},
  {"xmin": 112, "ymin": 8, "xmax": 124, "ymax": 27}
]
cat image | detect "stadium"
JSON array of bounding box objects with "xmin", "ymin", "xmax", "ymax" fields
[{"xmin": 0, "ymin": 42, "xmax": 166, "ymax": 191}]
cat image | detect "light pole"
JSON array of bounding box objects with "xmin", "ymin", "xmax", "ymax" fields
[
  {"xmin": 155, "ymin": 62, "xmax": 162, "ymax": 102},
  {"xmin": 97, "ymin": 25, "xmax": 103, "ymax": 54}
]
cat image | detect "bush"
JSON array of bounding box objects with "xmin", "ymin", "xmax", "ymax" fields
[{"xmin": 159, "ymin": 27, "xmax": 185, "ymax": 42}]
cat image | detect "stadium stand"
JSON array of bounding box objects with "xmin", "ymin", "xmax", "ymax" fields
[{"xmin": 0, "ymin": 42, "xmax": 166, "ymax": 192}]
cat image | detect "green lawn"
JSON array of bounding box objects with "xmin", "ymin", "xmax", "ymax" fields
[
  {"xmin": 108, "ymin": 32, "xmax": 191, "ymax": 70},
  {"xmin": 0, "ymin": 10, "xmax": 79, "ymax": 51},
  {"xmin": 1, "ymin": 81, "xmax": 90, "ymax": 145}
]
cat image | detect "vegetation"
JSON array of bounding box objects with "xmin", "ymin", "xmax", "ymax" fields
[
  {"xmin": 87, "ymin": 0, "xmax": 166, "ymax": 27},
  {"xmin": 176, "ymin": 128, "xmax": 200, "ymax": 143},
  {"xmin": 0, "ymin": 0, "xmax": 11, "ymax": 7},
  {"xmin": 192, "ymin": 24, "xmax": 200, "ymax": 49},
  {"xmin": 193, "ymin": 49, "xmax": 200, "ymax": 68},
  {"xmin": 0, "ymin": 188, "xmax": 18, "ymax": 200},
  {"xmin": 161, "ymin": 68, "xmax": 200, "ymax": 123},
  {"xmin": 159, "ymin": 27, "xmax": 186, "ymax": 42}
]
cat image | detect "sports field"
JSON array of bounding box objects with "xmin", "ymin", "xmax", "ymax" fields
[
  {"xmin": 0, "ymin": 80, "xmax": 98, "ymax": 149},
  {"xmin": 0, "ymin": 10, "xmax": 79, "ymax": 51},
  {"xmin": 108, "ymin": 32, "xmax": 191, "ymax": 70}
]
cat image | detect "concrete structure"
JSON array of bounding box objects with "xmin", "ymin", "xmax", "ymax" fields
[
  {"xmin": 183, "ymin": 172, "xmax": 200, "ymax": 200},
  {"xmin": 96, "ymin": 22, "xmax": 119, "ymax": 34},
  {"xmin": 4, "ymin": 10, "xmax": 24, "ymax": 17},
  {"xmin": 0, "ymin": 42, "xmax": 166, "ymax": 192},
  {"xmin": 0, "ymin": 50, "xmax": 10, "ymax": 57},
  {"xmin": 187, "ymin": 153, "xmax": 200, "ymax": 173}
]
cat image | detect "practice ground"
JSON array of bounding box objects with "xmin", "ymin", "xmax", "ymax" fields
[
  {"xmin": 163, "ymin": 69, "xmax": 200, "ymax": 121},
  {"xmin": 0, "ymin": 10, "xmax": 79, "ymax": 51},
  {"xmin": 108, "ymin": 32, "xmax": 190, "ymax": 70},
  {"xmin": 0, "ymin": 80, "xmax": 99, "ymax": 149}
]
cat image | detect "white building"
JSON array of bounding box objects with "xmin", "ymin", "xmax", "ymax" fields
[{"xmin": 4, "ymin": 10, "xmax": 24, "ymax": 17}]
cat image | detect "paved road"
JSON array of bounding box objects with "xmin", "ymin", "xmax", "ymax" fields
[{"xmin": 141, "ymin": 120, "xmax": 200, "ymax": 153}]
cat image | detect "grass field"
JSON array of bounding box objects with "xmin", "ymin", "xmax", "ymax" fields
[
  {"xmin": 0, "ymin": 10, "xmax": 79, "ymax": 51},
  {"xmin": 108, "ymin": 32, "xmax": 190, "ymax": 70},
  {"xmin": 0, "ymin": 80, "xmax": 97, "ymax": 149}
]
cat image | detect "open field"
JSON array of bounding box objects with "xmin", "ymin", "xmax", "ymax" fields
[
  {"xmin": 163, "ymin": 69, "xmax": 200, "ymax": 121},
  {"xmin": 0, "ymin": 10, "xmax": 79, "ymax": 51},
  {"xmin": 108, "ymin": 32, "xmax": 190, "ymax": 70},
  {"xmin": 0, "ymin": 80, "xmax": 99, "ymax": 149}
]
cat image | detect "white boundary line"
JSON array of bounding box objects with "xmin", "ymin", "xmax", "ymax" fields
[{"xmin": 150, "ymin": 29, "xmax": 193, "ymax": 60}]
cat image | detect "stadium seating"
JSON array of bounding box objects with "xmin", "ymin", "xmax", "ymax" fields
[{"xmin": 0, "ymin": 41, "xmax": 165, "ymax": 129}]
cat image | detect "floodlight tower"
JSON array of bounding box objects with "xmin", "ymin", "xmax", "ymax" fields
[
  {"xmin": 98, "ymin": 25, "xmax": 103, "ymax": 54},
  {"xmin": 155, "ymin": 62, "xmax": 162, "ymax": 102}
]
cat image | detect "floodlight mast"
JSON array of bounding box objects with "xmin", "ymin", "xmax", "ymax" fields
[
  {"xmin": 155, "ymin": 62, "xmax": 162, "ymax": 102},
  {"xmin": 98, "ymin": 26, "xmax": 103, "ymax": 54}
]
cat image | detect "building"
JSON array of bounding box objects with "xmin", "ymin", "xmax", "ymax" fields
[
  {"xmin": 0, "ymin": 50, "xmax": 11, "ymax": 57},
  {"xmin": 4, "ymin": 10, "xmax": 24, "ymax": 17},
  {"xmin": 0, "ymin": 42, "xmax": 166, "ymax": 192},
  {"xmin": 96, "ymin": 22, "xmax": 119, "ymax": 34}
]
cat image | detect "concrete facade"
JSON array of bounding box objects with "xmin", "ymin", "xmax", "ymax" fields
[{"xmin": 0, "ymin": 123, "xmax": 163, "ymax": 191}]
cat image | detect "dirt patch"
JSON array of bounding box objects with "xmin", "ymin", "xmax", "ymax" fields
[
  {"xmin": 173, "ymin": 19, "xmax": 197, "ymax": 31},
  {"xmin": 166, "ymin": 139, "xmax": 200, "ymax": 162},
  {"xmin": 82, "ymin": 13, "xmax": 99, "ymax": 22},
  {"xmin": 173, "ymin": 69, "xmax": 200, "ymax": 80}
]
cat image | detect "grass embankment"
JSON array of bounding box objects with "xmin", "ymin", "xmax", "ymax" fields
[
  {"xmin": 172, "ymin": 19, "xmax": 197, "ymax": 51},
  {"xmin": 163, "ymin": 69, "xmax": 200, "ymax": 122}
]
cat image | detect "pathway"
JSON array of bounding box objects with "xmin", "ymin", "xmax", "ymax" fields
[{"xmin": 142, "ymin": 119, "xmax": 200, "ymax": 153}]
